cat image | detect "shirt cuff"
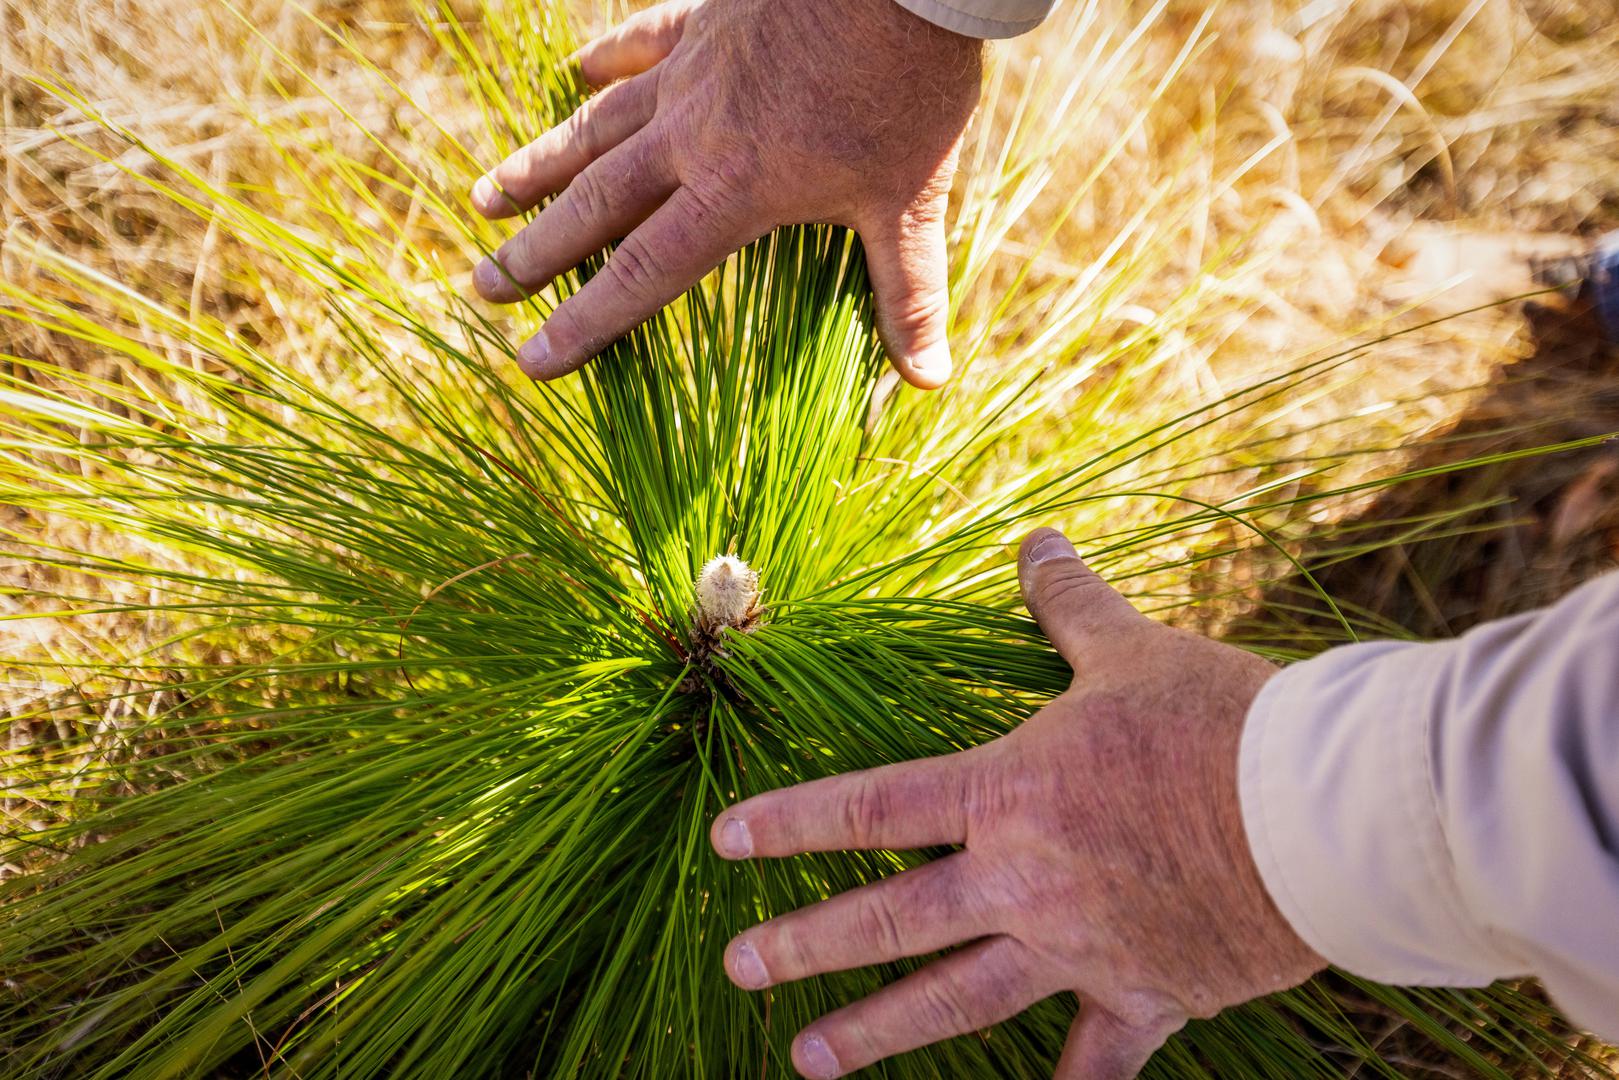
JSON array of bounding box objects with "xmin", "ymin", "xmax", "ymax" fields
[
  {"xmin": 1238, "ymin": 639, "xmax": 1517, "ymax": 987},
  {"xmin": 890, "ymin": 0, "xmax": 1054, "ymax": 38}
]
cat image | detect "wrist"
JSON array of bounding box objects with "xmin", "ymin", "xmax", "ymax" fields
[
  {"xmin": 814, "ymin": 0, "xmax": 985, "ymax": 56},
  {"xmin": 887, "ymin": 0, "xmax": 1051, "ymax": 39},
  {"xmin": 1213, "ymin": 662, "xmax": 1327, "ymax": 982}
]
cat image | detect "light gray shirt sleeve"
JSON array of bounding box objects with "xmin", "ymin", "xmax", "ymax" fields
[
  {"xmin": 1239, "ymin": 571, "xmax": 1619, "ymax": 1038},
  {"xmin": 891, "ymin": 0, "xmax": 1056, "ymax": 38}
]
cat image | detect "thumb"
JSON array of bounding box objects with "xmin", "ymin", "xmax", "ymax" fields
[
  {"xmin": 1018, "ymin": 528, "xmax": 1147, "ymax": 669},
  {"xmin": 860, "ymin": 203, "xmax": 953, "ymax": 389},
  {"xmin": 1053, "ymin": 1004, "xmax": 1175, "ymax": 1080}
]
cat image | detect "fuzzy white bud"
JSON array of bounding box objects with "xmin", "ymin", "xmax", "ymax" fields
[{"xmin": 695, "ymin": 555, "xmax": 759, "ymax": 629}]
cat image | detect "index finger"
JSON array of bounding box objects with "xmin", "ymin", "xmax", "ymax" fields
[
  {"xmin": 513, "ymin": 184, "xmax": 762, "ymax": 379},
  {"xmin": 710, "ymin": 753, "xmax": 972, "ymax": 860},
  {"xmin": 470, "ymin": 73, "xmax": 657, "ymax": 220},
  {"xmin": 573, "ymin": 1, "xmax": 693, "ymax": 88}
]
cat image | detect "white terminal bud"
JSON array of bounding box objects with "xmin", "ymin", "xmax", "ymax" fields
[{"xmin": 695, "ymin": 554, "xmax": 759, "ymax": 630}]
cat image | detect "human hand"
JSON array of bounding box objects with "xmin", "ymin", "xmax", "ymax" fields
[
  {"xmin": 470, "ymin": 0, "xmax": 981, "ymax": 387},
  {"xmin": 709, "ymin": 528, "xmax": 1326, "ymax": 1078}
]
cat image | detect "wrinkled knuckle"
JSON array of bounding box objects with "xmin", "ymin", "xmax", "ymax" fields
[
  {"xmin": 566, "ymin": 101, "xmax": 604, "ymax": 161},
  {"xmin": 681, "ymin": 184, "xmax": 731, "ymax": 235},
  {"xmin": 1038, "ymin": 567, "xmax": 1098, "ymax": 604},
  {"xmin": 961, "ymin": 766, "xmax": 999, "ymax": 832},
  {"xmin": 854, "ymin": 894, "xmax": 906, "ymax": 957},
  {"xmin": 565, "ymin": 168, "xmax": 615, "ymax": 224},
  {"xmin": 703, "ymin": 153, "xmax": 754, "ymax": 199},
  {"xmin": 883, "ymin": 287, "xmax": 949, "ymax": 340},
  {"xmin": 964, "ymin": 751, "xmax": 1030, "ymax": 830},
  {"xmin": 842, "ymin": 776, "xmax": 890, "ymax": 848},
  {"xmin": 687, "ymin": 152, "xmax": 756, "ymax": 219},
  {"xmin": 1037, "ymin": 568, "xmax": 1125, "ymax": 621},
  {"xmin": 917, "ymin": 977, "xmax": 977, "ymax": 1035},
  {"xmin": 602, "ymin": 240, "xmax": 664, "ymax": 304}
]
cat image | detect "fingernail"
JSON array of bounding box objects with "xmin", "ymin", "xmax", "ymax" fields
[
  {"xmin": 730, "ymin": 941, "xmax": 769, "ymax": 990},
  {"xmin": 906, "ymin": 341, "xmax": 952, "ymax": 389},
  {"xmin": 474, "ymin": 258, "xmax": 504, "ymax": 296},
  {"xmin": 1027, "ymin": 532, "xmax": 1078, "ymax": 565},
  {"xmin": 716, "ymin": 816, "xmax": 751, "ymax": 859},
  {"xmin": 516, "ymin": 330, "xmax": 551, "ymax": 378},
  {"xmin": 797, "ymin": 1034, "xmax": 841, "ymax": 1079},
  {"xmin": 471, "ymin": 175, "xmax": 497, "ymax": 210}
]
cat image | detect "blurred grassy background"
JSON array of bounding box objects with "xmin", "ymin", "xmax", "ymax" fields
[{"xmin": 3, "ymin": 0, "xmax": 1617, "ymax": 1073}]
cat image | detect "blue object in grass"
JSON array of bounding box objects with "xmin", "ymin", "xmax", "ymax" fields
[{"xmin": 1592, "ymin": 231, "xmax": 1619, "ymax": 343}]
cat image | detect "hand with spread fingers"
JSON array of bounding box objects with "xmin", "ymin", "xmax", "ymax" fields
[
  {"xmin": 469, "ymin": 0, "xmax": 981, "ymax": 386},
  {"xmin": 709, "ymin": 528, "xmax": 1327, "ymax": 1079}
]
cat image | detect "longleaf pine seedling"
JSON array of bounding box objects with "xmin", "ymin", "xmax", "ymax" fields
[{"xmin": 0, "ymin": 1, "xmax": 1609, "ymax": 1077}]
